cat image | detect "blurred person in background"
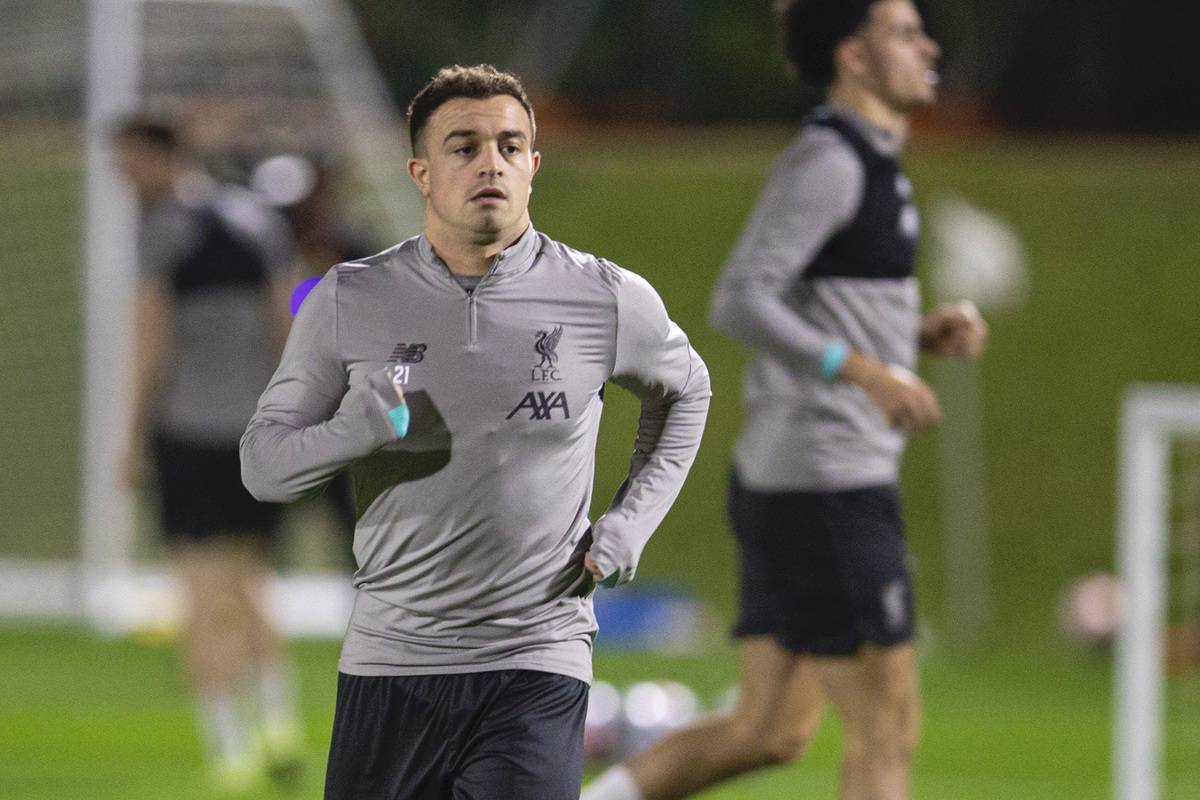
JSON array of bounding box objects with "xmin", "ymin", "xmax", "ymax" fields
[
  {"xmin": 240, "ymin": 64, "xmax": 710, "ymax": 800},
  {"xmin": 115, "ymin": 114, "xmax": 304, "ymax": 792},
  {"xmin": 584, "ymin": 2, "xmax": 987, "ymax": 800},
  {"xmin": 264, "ymin": 153, "xmax": 378, "ymax": 282},
  {"xmin": 251, "ymin": 150, "xmax": 381, "ymax": 558}
]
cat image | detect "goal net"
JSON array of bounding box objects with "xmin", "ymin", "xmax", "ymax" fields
[
  {"xmin": 0, "ymin": 0, "xmax": 421, "ymax": 634},
  {"xmin": 1116, "ymin": 385, "xmax": 1200, "ymax": 800}
]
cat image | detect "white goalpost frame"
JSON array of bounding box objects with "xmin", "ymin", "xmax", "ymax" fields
[
  {"xmin": 0, "ymin": 0, "xmax": 418, "ymax": 635},
  {"xmin": 80, "ymin": 0, "xmax": 143, "ymax": 633},
  {"xmin": 1114, "ymin": 384, "xmax": 1200, "ymax": 800}
]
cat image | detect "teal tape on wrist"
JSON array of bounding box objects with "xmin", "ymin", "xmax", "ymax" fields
[
  {"xmin": 387, "ymin": 405, "xmax": 410, "ymax": 438},
  {"xmin": 820, "ymin": 342, "xmax": 849, "ymax": 382}
]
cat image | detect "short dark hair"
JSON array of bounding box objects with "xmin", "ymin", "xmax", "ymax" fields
[
  {"xmin": 113, "ymin": 114, "xmax": 181, "ymax": 153},
  {"xmin": 780, "ymin": 0, "xmax": 876, "ymax": 86},
  {"xmin": 406, "ymin": 64, "xmax": 535, "ymax": 155}
]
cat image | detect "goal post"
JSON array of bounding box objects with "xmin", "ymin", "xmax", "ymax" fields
[
  {"xmin": 1114, "ymin": 384, "xmax": 1200, "ymax": 800},
  {"xmin": 0, "ymin": 0, "xmax": 421, "ymax": 634},
  {"xmin": 82, "ymin": 0, "xmax": 422, "ymax": 635},
  {"xmin": 81, "ymin": 0, "xmax": 142, "ymax": 628}
]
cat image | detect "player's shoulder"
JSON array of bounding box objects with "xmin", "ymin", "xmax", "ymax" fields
[
  {"xmin": 534, "ymin": 232, "xmax": 653, "ymax": 297},
  {"xmin": 756, "ymin": 124, "xmax": 864, "ymax": 210},
  {"xmin": 782, "ymin": 116, "xmax": 864, "ymax": 181},
  {"xmin": 305, "ymin": 241, "xmax": 403, "ymax": 311},
  {"xmin": 536, "ymin": 234, "xmax": 671, "ymax": 333},
  {"xmin": 331, "ymin": 237, "xmax": 412, "ymax": 279}
]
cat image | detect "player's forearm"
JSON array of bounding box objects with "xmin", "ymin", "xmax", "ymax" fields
[
  {"xmin": 837, "ymin": 349, "xmax": 885, "ymax": 388},
  {"xmin": 240, "ymin": 375, "xmax": 400, "ymax": 503},
  {"xmin": 709, "ymin": 283, "xmax": 829, "ymax": 373},
  {"xmin": 590, "ymin": 358, "xmax": 711, "ymax": 584}
]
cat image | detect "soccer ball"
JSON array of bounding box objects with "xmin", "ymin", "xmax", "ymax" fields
[
  {"xmin": 1058, "ymin": 572, "xmax": 1123, "ymax": 646},
  {"xmin": 584, "ymin": 681, "xmax": 623, "ymax": 764},
  {"xmin": 618, "ymin": 681, "xmax": 700, "ymax": 759}
]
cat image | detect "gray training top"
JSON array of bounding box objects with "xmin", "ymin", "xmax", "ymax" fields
[
  {"xmin": 241, "ymin": 226, "xmax": 710, "ymax": 684},
  {"xmin": 139, "ymin": 178, "xmax": 296, "ymax": 445},
  {"xmin": 709, "ymin": 105, "xmax": 921, "ymax": 492}
]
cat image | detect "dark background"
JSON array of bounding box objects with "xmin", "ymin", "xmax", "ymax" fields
[{"xmin": 350, "ymin": 0, "xmax": 1200, "ymax": 132}]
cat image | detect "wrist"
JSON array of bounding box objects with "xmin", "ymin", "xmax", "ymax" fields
[
  {"xmin": 387, "ymin": 405, "xmax": 410, "ymax": 438},
  {"xmin": 819, "ymin": 341, "xmax": 850, "ymax": 382},
  {"xmin": 363, "ymin": 369, "xmax": 410, "ymax": 441}
]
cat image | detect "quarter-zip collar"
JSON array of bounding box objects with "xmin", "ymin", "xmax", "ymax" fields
[{"xmin": 416, "ymin": 224, "xmax": 541, "ymax": 282}]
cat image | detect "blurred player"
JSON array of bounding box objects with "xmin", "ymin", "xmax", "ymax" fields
[
  {"xmin": 584, "ymin": 2, "xmax": 987, "ymax": 800},
  {"xmin": 115, "ymin": 115, "xmax": 304, "ymax": 791},
  {"xmin": 239, "ymin": 65, "xmax": 710, "ymax": 800},
  {"xmin": 252, "ymin": 151, "xmax": 378, "ymax": 556}
]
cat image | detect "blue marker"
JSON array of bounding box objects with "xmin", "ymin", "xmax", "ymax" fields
[{"xmin": 289, "ymin": 276, "xmax": 322, "ymax": 316}]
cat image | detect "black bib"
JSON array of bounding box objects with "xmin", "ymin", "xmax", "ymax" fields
[
  {"xmin": 804, "ymin": 112, "xmax": 918, "ymax": 281},
  {"xmin": 171, "ymin": 205, "xmax": 269, "ymax": 298}
]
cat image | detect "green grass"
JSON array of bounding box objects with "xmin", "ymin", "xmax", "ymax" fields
[{"xmin": 2, "ymin": 625, "xmax": 1198, "ymax": 798}]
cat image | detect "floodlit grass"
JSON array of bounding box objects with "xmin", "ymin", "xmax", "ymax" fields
[{"xmin": 2, "ymin": 625, "xmax": 1197, "ymax": 798}]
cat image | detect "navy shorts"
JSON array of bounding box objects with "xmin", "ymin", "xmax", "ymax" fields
[
  {"xmin": 151, "ymin": 431, "xmax": 281, "ymax": 543},
  {"xmin": 325, "ymin": 670, "xmax": 588, "ymax": 800},
  {"xmin": 730, "ymin": 473, "xmax": 915, "ymax": 656}
]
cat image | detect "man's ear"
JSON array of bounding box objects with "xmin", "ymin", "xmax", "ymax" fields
[
  {"xmin": 530, "ymin": 150, "xmax": 541, "ymax": 179},
  {"xmin": 835, "ymin": 36, "xmax": 869, "ymax": 82},
  {"xmin": 407, "ymin": 157, "xmax": 431, "ymax": 197}
]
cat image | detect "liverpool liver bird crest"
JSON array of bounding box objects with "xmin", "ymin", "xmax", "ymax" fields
[{"xmin": 534, "ymin": 325, "xmax": 563, "ymax": 368}]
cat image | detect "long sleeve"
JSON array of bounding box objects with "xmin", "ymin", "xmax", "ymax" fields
[
  {"xmin": 707, "ymin": 130, "xmax": 864, "ymax": 376},
  {"xmin": 588, "ymin": 270, "xmax": 711, "ymax": 586},
  {"xmin": 240, "ymin": 271, "xmax": 400, "ymax": 503}
]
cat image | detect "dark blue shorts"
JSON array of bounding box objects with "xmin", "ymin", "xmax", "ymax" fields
[
  {"xmin": 324, "ymin": 670, "xmax": 588, "ymax": 800},
  {"xmin": 730, "ymin": 474, "xmax": 915, "ymax": 656},
  {"xmin": 151, "ymin": 431, "xmax": 281, "ymax": 543}
]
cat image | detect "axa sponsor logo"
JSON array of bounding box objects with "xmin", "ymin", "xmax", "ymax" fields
[{"xmin": 507, "ymin": 391, "xmax": 570, "ymax": 421}]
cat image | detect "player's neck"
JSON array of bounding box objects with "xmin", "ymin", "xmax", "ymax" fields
[
  {"xmin": 827, "ymin": 84, "xmax": 910, "ymax": 145},
  {"xmin": 424, "ymin": 214, "xmax": 529, "ymax": 276}
]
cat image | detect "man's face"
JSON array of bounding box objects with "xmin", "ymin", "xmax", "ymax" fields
[
  {"xmin": 408, "ymin": 95, "xmax": 540, "ymax": 244},
  {"xmin": 854, "ymin": 0, "xmax": 941, "ymax": 111}
]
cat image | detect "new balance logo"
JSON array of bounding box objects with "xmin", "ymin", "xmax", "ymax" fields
[
  {"xmin": 506, "ymin": 391, "xmax": 571, "ymax": 420},
  {"xmin": 388, "ymin": 343, "xmax": 427, "ymax": 364}
]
